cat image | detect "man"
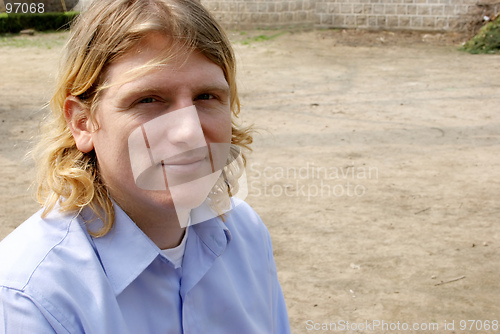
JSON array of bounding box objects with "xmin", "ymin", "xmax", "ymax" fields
[{"xmin": 0, "ymin": 0, "xmax": 290, "ymax": 332}]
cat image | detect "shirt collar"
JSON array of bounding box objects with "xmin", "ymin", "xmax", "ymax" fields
[
  {"xmin": 85, "ymin": 203, "xmax": 161, "ymax": 296},
  {"xmin": 191, "ymin": 216, "xmax": 231, "ymax": 256},
  {"xmin": 180, "ymin": 214, "xmax": 232, "ymax": 298},
  {"xmin": 190, "ymin": 200, "xmax": 232, "ymax": 253},
  {"xmin": 84, "ymin": 201, "xmax": 232, "ymax": 296}
]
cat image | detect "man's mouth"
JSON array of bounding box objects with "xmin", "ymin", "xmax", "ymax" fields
[{"xmin": 160, "ymin": 154, "xmax": 210, "ymax": 175}]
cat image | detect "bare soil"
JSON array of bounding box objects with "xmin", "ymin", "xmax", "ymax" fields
[{"xmin": 1, "ymin": 30, "xmax": 499, "ymax": 333}]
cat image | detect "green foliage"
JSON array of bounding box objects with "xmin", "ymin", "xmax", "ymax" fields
[
  {"xmin": 0, "ymin": 12, "xmax": 78, "ymax": 34},
  {"xmin": 241, "ymin": 31, "xmax": 287, "ymax": 45},
  {"xmin": 461, "ymin": 16, "xmax": 500, "ymax": 54},
  {"xmin": 0, "ymin": 31, "xmax": 68, "ymax": 48}
]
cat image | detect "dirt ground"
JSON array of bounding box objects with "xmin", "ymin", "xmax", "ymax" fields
[{"xmin": 1, "ymin": 29, "xmax": 499, "ymax": 333}]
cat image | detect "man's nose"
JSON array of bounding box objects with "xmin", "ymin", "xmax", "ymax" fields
[{"xmin": 166, "ymin": 105, "xmax": 205, "ymax": 148}]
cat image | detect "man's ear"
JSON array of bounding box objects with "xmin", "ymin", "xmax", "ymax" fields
[{"xmin": 64, "ymin": 96, "xmax": 95, "ymax": 153}]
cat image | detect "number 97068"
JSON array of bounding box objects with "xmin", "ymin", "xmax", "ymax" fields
[{"xmin": 4, "ymin": 3, "xmax": 45, "ymax": 14}]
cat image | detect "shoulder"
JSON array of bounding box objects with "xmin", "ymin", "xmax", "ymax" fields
[
  {"xmin": 225, "ymin": 199, "xmax": 267, "ymax": 230},
  {"xmin": 0, "ymin": 208, "xmax": 92, "ymax": 291},
  {"xmin": 223, "ymin": 199, "xmax": 274, "ymax": 253},
  {"xmin": 227, "ymin": 198, "xmax": 262, "ymax": 220}
]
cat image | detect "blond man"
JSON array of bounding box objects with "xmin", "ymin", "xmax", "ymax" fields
[{"xmin": 0, "ymin": 0, "xmax": 290, "ymax": 332}]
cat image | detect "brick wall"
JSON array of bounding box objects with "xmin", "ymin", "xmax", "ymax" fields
[
  {"xmin": 4, "ymin": 0, "xmax": 495, "ymax": 31},
  {"xmin": 200, "ymin": 0, "xmax": 317, "ymax": 29},
  {"xmin": 316, "ymin": 0, "xmax": 499, "ymax": 31},
  {"xmin": 202, "ymin": 0, "xmax": 500, "ymax": 31}
]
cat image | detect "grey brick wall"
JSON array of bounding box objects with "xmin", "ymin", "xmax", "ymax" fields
[
  {"xmin": 200, "ymin": 0, "xmax": 317, "ymax": 29},
  {"xmin": 4, "ymin": 0, "xmax": 495, "ymax": 31},
  {"xmin": 315, "ymin": 0, "xmax": 499, "ymax": 31},
  {"xmin": 202, "ymin": 0, "xmax": 500, "ymax": 31}
]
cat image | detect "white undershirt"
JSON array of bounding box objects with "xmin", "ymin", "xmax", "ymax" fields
[{"xmin": 161, "ymin": 223, "xmax": 189, "ymax": 269}]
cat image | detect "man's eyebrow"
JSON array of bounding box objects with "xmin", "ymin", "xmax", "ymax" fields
[
  {"xmin": 110, "ymin": 85, "xmax": 163, "ymax": 110},
  {"xmin": 116, "ymin": 85, "xmax": 163, "ymax": 97},
  {"xmin": 115, "ymin": 80, "xmax": 230, "ymax": 97},
  {"xmin": 194, "ymin": 83, "xmax": 230, "ymax": 94}
]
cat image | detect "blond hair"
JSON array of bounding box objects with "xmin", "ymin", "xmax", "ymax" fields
[{"xmin": 34, "ymin": 0, "xmax": 252, "ymax": 236}]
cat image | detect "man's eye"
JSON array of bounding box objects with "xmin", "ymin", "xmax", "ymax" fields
[
  {"xmin": 138, "ymin": 97, "xmax": 158, "ymax": 104},
  {"xmin": 196, "ymin": 93, "xmax": 214, "ymax": 100}
]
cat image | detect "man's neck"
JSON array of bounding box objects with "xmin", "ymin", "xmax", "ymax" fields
[{"xmin": 114, "ymin": 197, "xmax": 189, "ymax": 249}]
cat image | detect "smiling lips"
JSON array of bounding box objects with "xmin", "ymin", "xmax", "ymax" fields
[{"xmin": 161, "ymin": 154, "xmax": 210, "ymax": 174}]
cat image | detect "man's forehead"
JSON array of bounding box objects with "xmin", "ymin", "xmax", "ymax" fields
[
  {"xmin": 106, "ymin": 34, "xmax": 188, "ymax": 79},
  {"xmin": 110, "ymin": 59, "xmax": 228, "ymax": 98},
  {"xmin": 102, "ymin": 35, "xmax": 227, "ymax": 95}
]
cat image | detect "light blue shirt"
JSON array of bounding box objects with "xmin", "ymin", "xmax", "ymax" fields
[{"xmin": 0, "ymin": 200, "xmax": 290, "ymax": 333}]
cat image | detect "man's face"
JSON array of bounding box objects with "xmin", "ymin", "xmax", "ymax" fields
[{"xmin": 89, "ymin": 33, "xmax": 232, "ymax": 219}]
